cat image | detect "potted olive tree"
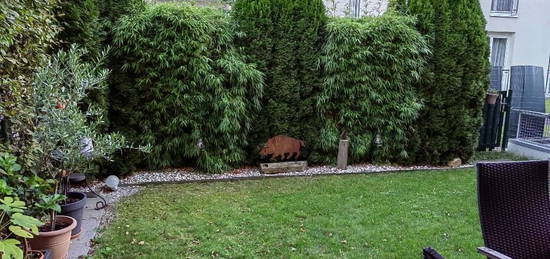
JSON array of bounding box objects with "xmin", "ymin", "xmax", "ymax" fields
[{"xmin": 28, "ymin": 46, "xmax": 129, "ymax": 255}]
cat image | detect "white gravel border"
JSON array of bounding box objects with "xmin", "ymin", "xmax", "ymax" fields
[
  {"xmin": 120, "ymin": 163, "xmax": 473, "ymax": 186},
  {"xmin": 70, "ymin": 185, "xmax": 143, "ymax": 204}
]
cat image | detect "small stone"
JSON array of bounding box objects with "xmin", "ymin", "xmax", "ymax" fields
[
  {"xmin": 105, "ymin": 175, "xmax": 120, "ymax": 191},
  {"xmin": 447, "ymin": 158, "xmax": 462, "ymax": 168}
]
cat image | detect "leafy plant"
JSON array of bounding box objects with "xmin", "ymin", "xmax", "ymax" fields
[
  {"xmin": 0, "ymin": 0, "xmax": 60, "ymax": 169},
  {"xmin": 312, "ymin": 14, "xmax": 429, "ymax": 163},
  {"xmin": 0, "ymin": 153, "xmax": 55, "ymax": 220},
  {"xmin": 0, "ymin": 197, "xmax": 43, "ymax": 259},
  {"xmin": 109, "ymin": 3, "xmax": 263, "ymax": 173}
]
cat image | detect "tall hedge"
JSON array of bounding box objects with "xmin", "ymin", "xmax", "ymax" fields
[
  {"xmin": 0, "ymin": 0, "xmax": 60, "ymax": 168},
  {"xmin": 312, "ymin": 15, "xmax": 429, "ymax": 164},
  {"xmin": 394, "ymin": 0, "xmax": 490, "ymax": 164},
  {"xmin": 56, "ymin": 0, "xmax": 101, "ymax": 57},
  {"xmin": 233, "ymin": 0, "xmax": 327, "ymax": 157},
  {"xmin": 109, "ymin": 4, "xmax": 264, "ymax": 173}
]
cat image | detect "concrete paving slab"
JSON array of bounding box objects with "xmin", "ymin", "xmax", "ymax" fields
[{"xmin": 68, "ymin": 197, "xmax": 105, "ymax": 259}]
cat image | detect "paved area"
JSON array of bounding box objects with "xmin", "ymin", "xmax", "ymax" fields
[{"xmin": 68, "ymin": 197, "xmax": 105, "ymax": 259}]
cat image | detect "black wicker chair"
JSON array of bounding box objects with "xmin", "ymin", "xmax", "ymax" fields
[
  {"xmin": 477, "ymin": 160, "xmax": 550, "ymax": 259},
  {"xmin": 422, "ymin": 247, "xmax": 445, "ymax": 259}
]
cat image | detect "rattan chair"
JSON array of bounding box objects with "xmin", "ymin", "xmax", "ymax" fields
[
  {"xmin": 477, "ymin": 160, "xmax": 550, "ymax": 259},
  {"xmin": 422, "ymin": 247, "xmax": 445, "ymax": 259}
]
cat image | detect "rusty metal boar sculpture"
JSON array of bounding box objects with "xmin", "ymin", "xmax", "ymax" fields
[{"xmin": 259, "ymin": 135, "xmax": 305, "ymax": 161}]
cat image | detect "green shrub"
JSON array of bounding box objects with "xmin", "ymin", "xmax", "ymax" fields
[
  {"xmin": 56, "ymin": 0, "xmax": 101, "ymax": 58},
  {"xmin": 0, "ymin": 0, "xmax": 60, "ymax": 168},
  {"xmin": 109, "ymin": 4, "xmax": 263, "ymax": 173},
  {"xmin": 233, "ymin": 0, "xmax": 327, "ymax": 158},
  {"xmin": 312, "ymin": 15, "xmax": 429, "ymax": 164},
  {"xmin": 55, "ymin": 0, "xmax": 109, "ymax": 136},
  {"xmin": 396, "ymin": 0, "xmax": 490, "ymax": 164}
]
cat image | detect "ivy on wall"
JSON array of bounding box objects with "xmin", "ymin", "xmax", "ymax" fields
[{"xmin": 0, "ymin": 0, "xmax": 60, "ymax": 168}]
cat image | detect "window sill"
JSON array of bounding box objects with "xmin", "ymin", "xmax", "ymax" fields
[{"xmin": 490, "ymin": 12, "xmax": 518, "ymax": 18}]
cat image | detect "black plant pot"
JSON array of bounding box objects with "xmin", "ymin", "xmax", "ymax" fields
[{"xmin": 59, "ymin": 192, "xmax": 86, "ymax": 238}]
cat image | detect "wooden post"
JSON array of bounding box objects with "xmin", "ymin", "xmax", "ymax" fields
[{"xmin": 337, "ymin": 139, "xmax": 349, "ymax": 170}]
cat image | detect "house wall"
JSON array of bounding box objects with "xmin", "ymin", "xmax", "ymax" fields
[{"xmin": 480, "ymin": 0, "xmax": 550, "ymax": 89}]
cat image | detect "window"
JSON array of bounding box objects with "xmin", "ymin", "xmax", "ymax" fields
[
  {"xmin": 491, "ymin": 0, "xmax": 519, "ymax": 16},
  {"xmin": 349, "ymin": 0, "xmax": 361, "ymax": 18},
  {"xmin": 491, "ymin": 38, "xmax": 508, "ymax": 67}
]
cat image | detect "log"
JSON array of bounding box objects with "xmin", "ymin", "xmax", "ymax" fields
[
  {"xmin": 337, "ymin": 139, "xmax": 349, "ymax": 170},
  {"xmin": 260, "ymin": 161, "xmax": 308, "ymax": 174}
]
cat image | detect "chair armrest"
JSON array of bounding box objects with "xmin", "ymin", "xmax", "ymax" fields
[{"xmin": 477, "ymin": 247, "xmax": 512, "ymax": 259}]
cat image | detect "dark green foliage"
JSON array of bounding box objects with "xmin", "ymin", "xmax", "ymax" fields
[
  {"xmin": 233, "ymin": 0, "xmax": 327, "ymax": 158},
  {"xmin": 98, "ymin": 0, "xmax": 146, "ymax": 24},
  {"xmin": 56, "ymin": 0, "xmax": 101, "ymax": 58},
  {"xmin": 109, "ymin": 4, "xmax": 264, "ymax": 173},
  {"xmin": 400, "ymin": 0, "xmax": 490, "ymax": 164},
  {"xmin": 0, "ymin": 0, "xmax": 60, "ymax": 168},
  {"xmin": 55, "ymin": 0, "xmax": 108, "ymax": 133},
  {"xmin": 97, "ymin": 0, "xmax": 146, "ymax": 47},
  {"xmin": 312, "ymin": 15, "xmax": 429, "ymax": 164}
]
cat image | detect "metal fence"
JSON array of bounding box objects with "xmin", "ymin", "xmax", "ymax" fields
[{"xmin": 513, "ymin": 109, "xmax": 550, "ymax": 147}]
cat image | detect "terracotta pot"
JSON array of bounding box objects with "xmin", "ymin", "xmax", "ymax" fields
[
  {"xmin": 28, "ymin": 216, "xmax": 76, "ymax": 259},
  {"xmin": 486, "ymin": 93, "xmax": 499, "ymax": 105}
]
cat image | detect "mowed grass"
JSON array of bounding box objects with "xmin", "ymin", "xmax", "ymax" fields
[{"xmin": 93, "ymin": 169, "xmax": 483, "ymax": 258}]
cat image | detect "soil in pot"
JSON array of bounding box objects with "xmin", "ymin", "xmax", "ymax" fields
[
  {"xmin": 60, "ymin": 191, "xmax": 87, "ymax": 239},
  {"xmin": 28, "ymin": 215, "xmax": 76, "ymax": 259}
]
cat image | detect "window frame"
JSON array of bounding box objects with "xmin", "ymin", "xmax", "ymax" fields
[
  {"xmin": 349, "ymin": 0, "xmax": 362, "ymax": 18},
  {"xmin": 490, "ymin": 0, "xmax": 520, "ymax": 17}
]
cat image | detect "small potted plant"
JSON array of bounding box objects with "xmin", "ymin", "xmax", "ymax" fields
[{"xmin": 486, "ymin": 89, "xmax": 500, "ymax": 105}]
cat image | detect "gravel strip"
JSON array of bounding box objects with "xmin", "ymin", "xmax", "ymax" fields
[
  {"xmin": 120, "ymin": 163, "xmax": 473, "ymax": 186},
  {"xmin": 70, "ymin": 185, "xmax": 143, "ymax": 204}
]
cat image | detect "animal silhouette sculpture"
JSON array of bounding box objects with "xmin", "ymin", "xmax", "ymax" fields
[{"xmin": 259, "ymin": 135, "xmax": 305, "ymax": 161}]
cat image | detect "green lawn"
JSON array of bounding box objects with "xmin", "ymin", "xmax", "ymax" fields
[{"xmin": 93, "ymin": 169, "xmax": 484, "ymax": 258}]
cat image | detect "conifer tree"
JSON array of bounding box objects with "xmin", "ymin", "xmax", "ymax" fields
[
  {"xmin": 393, "ymin": 0, "xmax": 490, "ymax": 164},
  {"xmin": 233, "ymin": 0, "xmax": 327, "ymax": 158}
]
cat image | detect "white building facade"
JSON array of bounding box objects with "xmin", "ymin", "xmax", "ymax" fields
[
  {"xmin": 326, "ymin": 0, "xmax": 550, "ymax": 91},
  {"xmin": 480, "ymin": 0, "xmax": 550, "ymax": 91},
  {"xmin": 323, "ymin": 0, "xmax": 388, "ymax": 17}
]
